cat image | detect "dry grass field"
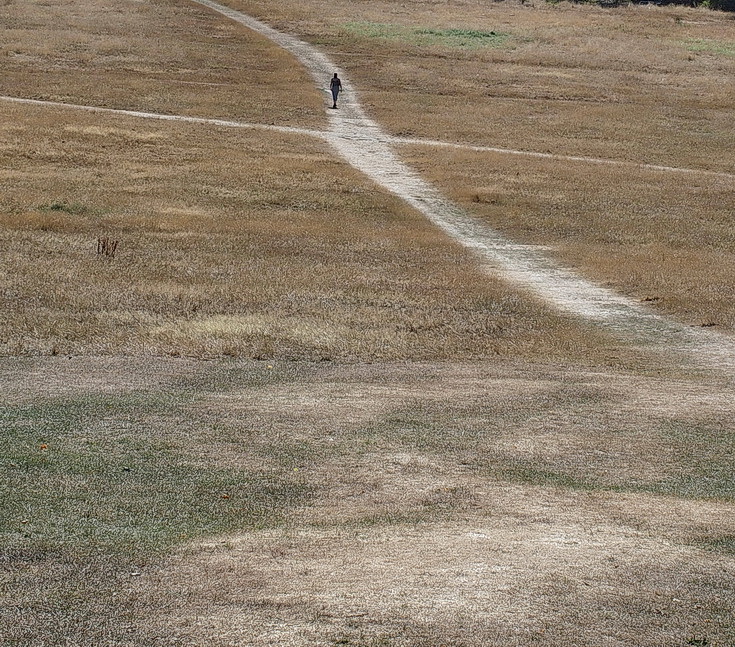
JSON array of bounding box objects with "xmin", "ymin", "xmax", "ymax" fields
[
  {"xmin": 403, "ymin": 144, "xmax": 735, "ymax": 329},
  {"xmin": 236, "ymin": 0, "xmax": 734, "ymax": 170},
  {"xmin": 0, "ymin": 100, "xmax": 618, "ymax": 362},
  {"xmin": 2, "ymin": 358, "xmax": 734, "ymax": 646},
  {"xmin": 1, "ymin": 0, "xmax": 735, "ymax": 646},
  {"xmin": 0, "ymin": 0, "xmax": 324, "ymax": 127}
]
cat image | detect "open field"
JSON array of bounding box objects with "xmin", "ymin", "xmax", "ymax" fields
[
  {"xmin": 1, "ymin": 0, "xmax": 735, "ymax": 645},
  {"xmin": 3, "ymin": 0, "xmax": 735, "ymax": 332},
  {"xmin": 402, "ymin": 144, "xmax": 735, "ymax": 329},
  {"xmin": 0, "ymin": 0, "xmax": 324, "ymax": 127},
  {"xmin": 235, "ymin": 0, "xmax": 735, "ymax": 171},
  {"xmin": 0, "ymin": 100, "xmax": 625, "ymax": 363},
  {"xmin": 2, "ymin": 358, "xmax": 735, "ymax": 645}
]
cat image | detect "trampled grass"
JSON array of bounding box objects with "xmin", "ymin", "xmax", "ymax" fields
[{"xmin": 2, "ymin": 359, "xmax": 735, "ymax": 646}]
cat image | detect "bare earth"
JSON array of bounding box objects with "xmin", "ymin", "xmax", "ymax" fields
[
  {"xmin": 156, "ymin": 362, "xmax": 735, "ymax": 647},
  {"xmin": 4, "ymin": 357, "xmax": 733, "ymax": 646}
]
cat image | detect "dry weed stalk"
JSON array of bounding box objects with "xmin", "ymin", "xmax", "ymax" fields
[{"xmin": 97, "ymin": 236, "xmax": 118, "ymax": 259}]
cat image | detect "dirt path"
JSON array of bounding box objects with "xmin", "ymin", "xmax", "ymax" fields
[
  {"xmin": 394, "ymin": 135, "xmax": 735, "ymax": 182},
  {"xmin": 7, "ymin": 95, "xmax": 732, "ymax": 182},
  {"xmin": 0, "ymin": 95, "xmax": 323, "ymax": 138},
  {"xmin": 185, "ymin": 0, "xmax": 735, "ymax": 376}
]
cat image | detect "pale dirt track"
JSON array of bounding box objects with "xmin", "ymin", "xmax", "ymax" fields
[{"xmin": 7, "ymin": 93, "xmax": 734, "ymax": 181}]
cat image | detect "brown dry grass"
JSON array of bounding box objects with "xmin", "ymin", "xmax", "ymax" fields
[
  {"xmin": 0, "ymin": 0, "xmax": 325, "ymax": 127},
  {"xmin": 0, "ymin": 100, "xmax": 623, "ymax": 363},
  {"xmin": 402, "ymin": 144, "xmax": 735, "ymax": 330},
  {"xmin": 234, "ymin": 0, "xmax": 735, "ymax": 170},
  {"xmin": 138, "ymin": 358, "xmax": 735, "ymax": 646}
]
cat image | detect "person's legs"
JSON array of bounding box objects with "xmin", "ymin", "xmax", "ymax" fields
[{"xmin": 331, "ymin": 88, "xmax": 339, "ymax": 108}]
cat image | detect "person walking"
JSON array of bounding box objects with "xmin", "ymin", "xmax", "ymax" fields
[{"xmin": 329, "ymin": 73, "xmax": 342, "ymax": 109}]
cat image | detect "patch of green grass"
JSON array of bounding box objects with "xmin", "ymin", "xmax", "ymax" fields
[
  {"xmin": 685, "ymin": 638, "xmax": 710, "ymax": 647},
  {"xmin": 40, "ymin": 201, "xmax": 93, "ymax": 216},
  {"xmin": 657, "ymin": 420, "xmax": 735, "ymax": 501},
  {"xmin": 343, "ymin": 22, "xmax": 514, "ymax": 49},
  {"xmin": 355, "ymin": 399, "xmax": 735, "ymax": 503},
  {"xmin": 0, "ymin": 389, "xmax": 310, "ymax": 555},
  {"xmin": 493, "ymin": 449, "xmax": 735, "ymax": 501},
  {"xmin": 257, "ymin": 438, "xmax": 319, "ymax": 470},
  {"xmin": 489, "ymin": 417, "xmax": 734, "ymax": 502},
  {"xmin": 175, "ymin": 358, "xmax": 312, "ymax": 395},
  {"xmin": 312, "ymin": 510, "xmax": 434, "ymax": 530},
  {"xmin": 0, "ymin": 365, "xmax": 317, "ymax": 646},
  {"xmin": 355, "ymin": 385, "xmax": 607, "ymax": 452},
  {"xmin": 694, "ymin": 534, "xmax": 735, "ymax": 556},
  {"xmin": 489, "ymin": 458, "xmax": 735, "ymax": 502},
  {"xmin": 685, "ymin": 38, "xmax": 735, "ymax": 57},
  {"xmin": 497, "ymin": 463, "xmax": 598, "ymax": 490},
  {"xmin": 413, "ymin": 27, "xmax": 512, "ymax": 48}
]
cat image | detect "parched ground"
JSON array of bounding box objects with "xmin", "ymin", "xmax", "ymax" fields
[
  {"xmin": 157, "ymin": 362, "xmax": 735, "ymax": 647},
  {"xmin": 1, "ymin": 0, "xmax": 735, "ymax": 646},
  {"xmin": 2, "ymin": 358, "xmax": 734, "ymax": 646},
  {"xmin": 1, "ymin": 98, "xmax": 627, "ymax": 363},
  {"xmin": 402, "ymin": 144, "xmax": 735, "ymax": 330}
]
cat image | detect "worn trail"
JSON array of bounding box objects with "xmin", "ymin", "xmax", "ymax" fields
[
  {"xmin": 0, "ymin": 95, "xmax": 322, "ymax": 138},
  {"xmin": 7, "ymin": 95, "xmax": 732, "ymax": 182}
]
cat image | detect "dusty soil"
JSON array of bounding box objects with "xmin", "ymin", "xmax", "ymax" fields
[
  {"xmin": 4, "ymin": 356, "xmax": 727, "ymax": 647},
  {"xmin": 147, "ymin": 358, "xmax": 735, "ymax": 647}
]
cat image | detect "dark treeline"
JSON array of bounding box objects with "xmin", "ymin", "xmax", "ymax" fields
[
  {"xmin": 635, "ymin": 0, "xmax": 735, "ymax": 9},
  {"xmin": 560, "ymin": 0, "xmax": 735, "ymax": 10}
]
